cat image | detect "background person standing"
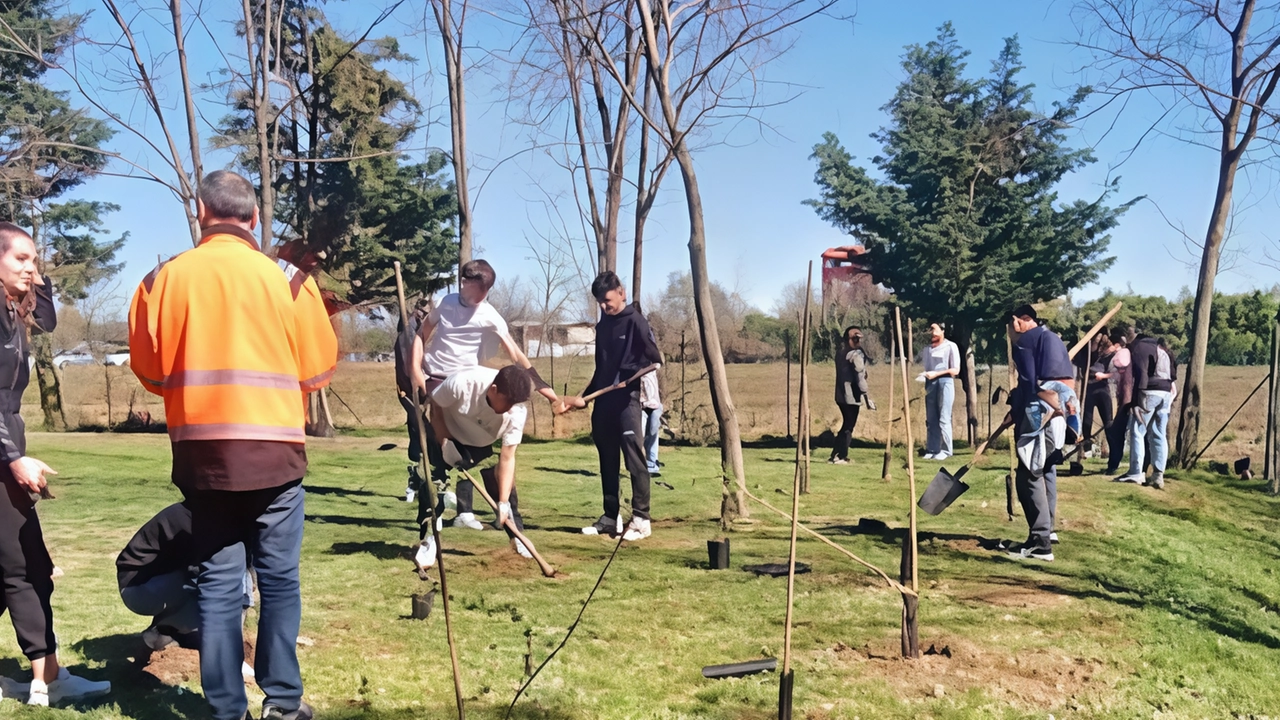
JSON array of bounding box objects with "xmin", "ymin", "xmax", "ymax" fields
[
  {"xmin": 1102, "ymin": 327, "xmax": 1134, "ymax": 475},
  {"xmin": 640, "ymin": 370, "xmax": 663, "ymax": 476},
  {"xmin": 920, "ymin": 322, "xmax": 960, "ymax": 460},
  {"xmin": 829, "ymin": 326, "xmax": 872, "ymax": 465},
  {"xmin": 0, "ymin": 223, "xmax": 110, "ymax": 708}
]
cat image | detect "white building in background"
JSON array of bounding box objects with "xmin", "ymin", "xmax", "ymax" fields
[{"xmin": 508, "ymin": 320, "xmax": 595, "ymax": 358}]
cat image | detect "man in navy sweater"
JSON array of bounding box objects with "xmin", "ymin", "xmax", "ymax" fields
[
  {"xmin": 1004, "ymin": 304, "xmax": 1077, "ymax": 562},
  {"xmin": 560, "ymin": 272, "xmax": 662, "ymax": 541}
]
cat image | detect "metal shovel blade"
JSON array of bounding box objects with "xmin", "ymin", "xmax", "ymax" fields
[{"xmin": 917, "ymin": 466, "xmax": 970, "ymax": 515}]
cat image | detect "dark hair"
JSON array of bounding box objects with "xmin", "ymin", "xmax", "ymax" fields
[
  {"xmin": 1010, "ymin": 304, "xmax": 1037, "ymax": 322},
  {"xmin": 591, "ymin": 271, "xmax": 623, "ymax": 301},
  {"xmin": 844, "ymin": 326, "xmax": 862, "ymax": 340},
  {"xmin": 0, "ymin": 221, "xmax": 32, "ymax": 255},
  {"xmin": 198, "ymin": 170, "xmax": 257, "ymax": 223},
  {"xmin": 460, "ymin": 259, "xmax": 496, "ymax": 291},
  {"xmin": 493, "ymin": 365, "xmax": 533, "ymax": 404},
  {"xmin": 1108, "ymin": 326, "xmax": 1134, "ymax": 345}
]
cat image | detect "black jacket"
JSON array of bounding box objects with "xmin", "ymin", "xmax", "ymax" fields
[
  {"xmin": 1130, "ymin": 335, "xmax": 1175, "ymax": 394},
  {"xmin": 583, "ymin": 304, "xmax": 661, "ymax": 396},
  {"xmin": 0, "ymin": 278, "xmax": 56, "ymax": 465},
  {"xmin": 116, "ymin": 502, "xmax": 195, "ymax": 591}
]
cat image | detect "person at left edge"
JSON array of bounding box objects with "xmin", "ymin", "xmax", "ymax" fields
[
  {"xmin": 0, "ymin": 223, "xmax": 111, "ymax": 708},
  {"xmin": 129, "ymin": 171, "xmax": 338, "ymax": 720}
]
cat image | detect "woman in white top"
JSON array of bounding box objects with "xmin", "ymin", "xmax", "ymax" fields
[{"xmin": 919, "ymin": 322, "xmax": 960, "ymax": 460}]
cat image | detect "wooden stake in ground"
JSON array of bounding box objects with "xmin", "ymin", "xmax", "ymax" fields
[
  {"xmin": 893, "ymin": 307, "xmax": 920, "ymax": 659},
  {"xmin": 785, "ymin": 330, "xmax": 793, "ymax": 441},
  {"xmin": 1005, "ymin": 325, "xmax": 1016, "ymax": 521},
  {"xmin": 797, "ymin": 264, "xmax": 813, "ymax": 494},
  {"xmin": 882, "ymin": 310, "xmax": 896, "ymax": 482},
  {"xmin": 394, "ymin": 262, "xmax": 466, "ymax": 720},
  {"xmin": 780, "ymin": 356, "xmax": 804, "ymax": 717},
  {"xmin": 1267, "ymin": 309, "xmax": 1279, "ymax": 487}
]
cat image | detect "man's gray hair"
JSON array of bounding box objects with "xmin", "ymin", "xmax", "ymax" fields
[{"xmin": 198, "ymin": 170, "xmax": 257, "ymax": 223}]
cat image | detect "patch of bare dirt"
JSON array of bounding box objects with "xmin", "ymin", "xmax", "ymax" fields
[
  {"xmin": 815, "ymin": 636, "xmax": 1105, "ymax": 709},
  {"xmin": 141, "ymin": 637, "xmax": 256, "ymax": 687}
]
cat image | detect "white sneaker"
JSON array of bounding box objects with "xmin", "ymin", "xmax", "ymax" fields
[
  {"xmin": 453, "ymin": 512, "xmax": 484, "ymax": 530},
  {"xmin": 31, "ymin": 668, "xmax": 110, "ymax": 706},
  {"xmin": 1049, "ymin": 532, "xmax": 1060, "ymax": 544},
  {"xmin": 414, "ymin": 537, "xmax": 438, "ymax": 570},
  {"xmin": 242, "ymin": 661, "xmax": 256, "ymax": 679},
  {"xmin": 622, "ymin": 517, "xmax": 652, "ymax": 541},
  {"xmin": 443, "ymin": 491, "xmax": 458, "ymax": 511},
  {"xmin": 1113, "ymin": 473, "xmax": 1144, "ymax": 484},
  {"xmin": 513, "ymin": 539, "xmax": 532, "ymax": 559},
  {"xmin": 404, "ymin": 486, "xmax": 416, "ymax": 503},
  {"xmin": 922, "ymin": 453, "xmax": 938, "ymax": 461}
]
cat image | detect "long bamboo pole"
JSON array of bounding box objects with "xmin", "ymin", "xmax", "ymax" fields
[
  {"xmin": 394, "ymin": 262, "xmax": 465, "ymax": 720},
  {"xmin": 893, "ymin": 308, "xmax": 919, "ymax": 658},
  {"xmin": 882, "ymin": 310, "xmax": 896, "ymax": 482}
]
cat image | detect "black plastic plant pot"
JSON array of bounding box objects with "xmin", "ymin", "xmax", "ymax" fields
[
  {"xmin": 411, "ymin": 592, "xmax": 435, "ymax": 620},
  {"xmin": 707, "ymin": 538, "xmax": 730, "ymax": 569}
]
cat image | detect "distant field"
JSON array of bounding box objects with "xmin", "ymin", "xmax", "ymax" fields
[{"xmin": 36, "ymin": 360, "xmax": 1269, "ymax": 464}]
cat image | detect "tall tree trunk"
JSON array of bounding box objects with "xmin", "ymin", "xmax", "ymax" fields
[
  {"xmin": 1177, "ymin": 150, "xmax": 1239, "ymax": 468},
  {"xmin": 670, "ymin": 143, "xmax": 748, "ymax": 527},
  {"xmin": 243, "ymin": 0, "xmax": 275, "ymax": 250},
  {"xmin": 955, "ymin": 323, "xmax": 978, "ymax": 447},
  {"xmin": 31, "ymin": 336, "xmax": 67, "ymax": 431},
  {"xmin": 170, "ymin": 0, "xmax": 203, "ymax": 245},
  {"xmin": 434, "ymin": 0, "xmax": 472, "ymax": 268}
]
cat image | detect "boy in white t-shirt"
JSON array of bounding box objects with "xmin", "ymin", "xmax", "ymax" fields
[
  {"xmin": 407, "ymin": 260, "xmax": 558, "ymax": 538},
  {"xmin": 415, "ymin": 365, "xmax": 534, "ymax": 569}
]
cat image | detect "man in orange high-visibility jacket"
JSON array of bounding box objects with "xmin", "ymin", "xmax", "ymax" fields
[{"xmin": 129, "ymin": 170, "xmax": 337, "ymax": 720}]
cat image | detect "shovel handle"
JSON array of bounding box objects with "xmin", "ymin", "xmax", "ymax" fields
[
  {"xmin": 970, "ymin": 419, "xmax": 1014, "ymax": 463},
  {"xmin": 581, "ymin": 363, "xmax": 661, "ymax": 404},
  {"xmin": 457, "ymin": 467, "xmax": 556, "ymax": 578}
]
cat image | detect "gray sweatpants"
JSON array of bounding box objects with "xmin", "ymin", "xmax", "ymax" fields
[{"xmin": 1015, "ymin": 461, "xmax": 1057, "ymax": 550}]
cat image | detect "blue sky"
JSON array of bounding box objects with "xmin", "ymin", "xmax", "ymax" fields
[{"xmin": 56, "ymin": 0, "xmax": 1280, "ymax": 313}]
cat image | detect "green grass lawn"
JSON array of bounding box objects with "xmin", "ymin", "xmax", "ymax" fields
[{"xmin": 2, "ymin": 431, "xmax": 1280, "ymax": 719}]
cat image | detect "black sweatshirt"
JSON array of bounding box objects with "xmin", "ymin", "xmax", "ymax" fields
[
  {"xmin": 116, "ymin": 502, "xmax": 196, "ymax": 591},
  {"xmin": 1129, "ymin": 335, "xmax": 1175, "ymax": 394},
  {"xmin": 583, "ymin": 303, "xmax": 661, "ymax": 396}
]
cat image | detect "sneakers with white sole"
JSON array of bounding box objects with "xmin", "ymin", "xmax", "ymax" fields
[
  {"xmin": 582, "ymin": 514, "xmax": 621, "ymax": 537},
  {"xmin": 622, "ymin": 517, "xmax": 651, "ymax": 541},
  {"xmin": 1007, "ymin": 545, "xmax": 1054, "ymax": 562},
  {"xmin": 1144, "ymin": 473, "xmax": 1165, "ymax": 490},
  {"xmin": 29, "ymin": 668, "xmax": 110, "ymax": 706},
  {"xmin": 414, "ymin": 537, "xmax": 438, "ymax": 570},
  {"xmin": 1049, "ymin": 532, "xmax": 1060, "ymax": 544},
  {"xmin": 513, "ymin": 539, "xmax": 532, "ymax": 559},
  {"xmin": 1113, "ymin": 473, "xmax": 1144, "ymax": 484},
  {"xmin": 453, "ymin": 512, "xmax": 484, "ymax": 530},
  {"xmin": 262, "ymin": 700, "xmax": 314, "ymax": 720}
]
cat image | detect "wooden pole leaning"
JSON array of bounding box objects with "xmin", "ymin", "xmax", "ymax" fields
[
  {"xmin": 394, "ymin": 262, "xmax": 465, "ymax": 720},
  {"xmin": 882, "ymin": 310, "xmax": 896, "ymax": 482},
  {"xmin": 797, "ymin": 263, "xmax": 813, "ymax": 494},
  {"xmin": 893, "ymin": 307, "xmax": 920, "ymax": 658}
]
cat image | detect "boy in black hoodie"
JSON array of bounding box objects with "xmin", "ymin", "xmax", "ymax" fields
[{"xmin": 560, "ymin": 272, "xmax": 662, "ymax": 541}]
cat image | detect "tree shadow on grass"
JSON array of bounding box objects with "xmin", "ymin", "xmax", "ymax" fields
[
  {"xmin": 307, "ymin": 514, "xmax": 414, "ymax": 529},
  {"xmin": 1021, "ymin": 565, "xmax": 1280, "ymax": 652},
  {"xmin": 329, "ymin": 541, "xmax": 410, "ymax": 561},
  {"xmin": 70, "ymin": 633, "xmax": 210, "ymax": 720},
  {"xmin": 307, "ymin": 484, "xmax": 383, "ymax": 499},
  {"xmin": 532, "ymin": 466, "xmax": 594, "ymax": 477}
]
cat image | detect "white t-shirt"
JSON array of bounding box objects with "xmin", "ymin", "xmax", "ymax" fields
[
  {"xmin": 640, "ymin": 370, "xmax": 661, "ymax": 410},
  {"xmin": 920, "ymin": 340, "xmax": 959, "ymax": 374},
  {"xmin": 431, "ymin": 367, "xmax": 526, "ymax": 448},
  {"xmin": 422, "ymin": 294, "xmax": 510, "ymax": 377}
]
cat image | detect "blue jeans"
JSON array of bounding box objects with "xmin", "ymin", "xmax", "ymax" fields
[
  {"xmin": 925, "ymin": 377, "xmax": 954, "ymax": 456},
  {"xmin": 1129, "ymin": 391, "xmax": 1173, "ymax": 475},
  {"xmin": 189, "ymin": 481, "xmax": 305, "ymax": 720},
  {"xmin": 643, "ymin": 407, "xmax": 662, "ymax": 473}
]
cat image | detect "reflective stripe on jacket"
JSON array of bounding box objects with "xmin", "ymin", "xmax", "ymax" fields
[{"xmin": 128, "ymin": 224, "xmax": 338, "ymax": 447}]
